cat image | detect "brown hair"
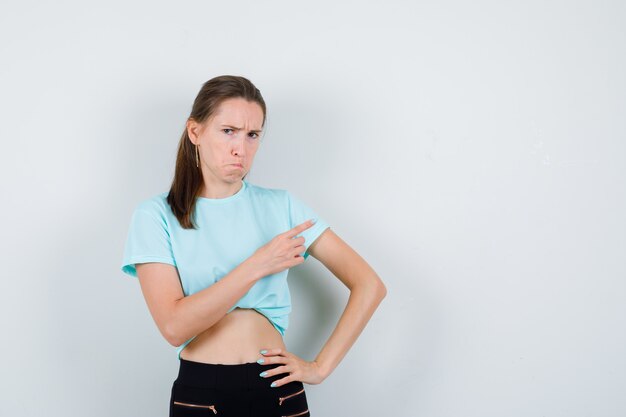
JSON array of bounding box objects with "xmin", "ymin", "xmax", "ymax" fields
[{"xmin": 166, "ymin": 75, "xmax": 266, "ymax": 229}]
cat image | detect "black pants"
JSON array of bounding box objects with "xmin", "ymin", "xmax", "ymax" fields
[{"xmin": 170, "ymin": 358, "xmax": 311, "ymax": 417}]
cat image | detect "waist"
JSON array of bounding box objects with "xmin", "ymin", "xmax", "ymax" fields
[
  {"xmin": 175, "ymin": 358, "xmax": 287, "ymax": 389},
  {"xmin": 179, "ymin": 307, "xmax": 286, "ymax": 364}
]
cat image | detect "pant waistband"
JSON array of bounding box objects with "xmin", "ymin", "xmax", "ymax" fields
[{"xmin": 176, "ymin": 358, "xmax": 285, "ymax": 390}]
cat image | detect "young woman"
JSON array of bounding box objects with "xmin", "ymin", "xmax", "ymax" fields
[{"xmin": 121, "ymin": 75, "xmax": 387, "ymax": 417}]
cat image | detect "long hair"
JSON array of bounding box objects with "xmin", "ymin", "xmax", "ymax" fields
[{"xmin": 167, "ymin": 75, "xmax": 266, "ymax": 229}]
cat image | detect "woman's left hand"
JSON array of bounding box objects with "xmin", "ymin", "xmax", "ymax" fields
[{"xmin": 257, "ymin": 348, "xmax": 326, "ymax": 386}]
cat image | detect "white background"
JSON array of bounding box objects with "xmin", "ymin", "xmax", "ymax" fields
[{"xmin": 1, "ymin": 1, "xmax": 624, "ymax": 416}]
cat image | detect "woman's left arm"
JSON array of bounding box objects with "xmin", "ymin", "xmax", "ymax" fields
[
  {"xmin": 306, "ymin": 228, "xmax": 387, "ymax": 379},
  {"xmin": 258, "ymin": 227, "xmax": 387, "ymax": 385}
]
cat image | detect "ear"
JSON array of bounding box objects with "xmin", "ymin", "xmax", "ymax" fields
[{"xmin": 186, "ymin": 118, "xmax": 201, "ymax": 143}]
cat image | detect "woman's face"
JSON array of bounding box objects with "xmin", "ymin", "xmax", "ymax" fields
[{"xmin": 188, "ymin": 97, "xmax": 264, "ymax": 186}]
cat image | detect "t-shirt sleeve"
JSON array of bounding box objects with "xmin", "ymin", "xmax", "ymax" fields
[
  {"xmin": 286, "ymin": 191, "xmax": 330, "ymax": 260},
  {"xmin": 120, "ymin": 205, "xmax": 177, "ymax": 278}
]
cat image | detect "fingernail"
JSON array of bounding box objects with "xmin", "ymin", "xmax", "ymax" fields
[
  {"xmin": 260, "ymin": 349, "xmax": 268, "ymax": 354},
  {"xmin": 271, "ymin": 382, "xmax": 277, "ymax": 387},
  {"xmin": 259, "ymin": 371, "xmax": 267, "ymax": 377},
  {"xmin": 257, "ymin": 358, "xmax": 265, "ymax": 364},
  {"xmin": 310, "ymin": 218, "xmax": 317, "ymax": 224}
]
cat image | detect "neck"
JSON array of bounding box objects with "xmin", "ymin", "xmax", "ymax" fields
[{"xmin": 199, "ymin": 179, "xmax": 243, "ymax": 199}]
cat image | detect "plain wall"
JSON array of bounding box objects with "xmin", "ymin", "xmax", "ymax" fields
[{"xmin": 1, "ymin": 1, "xmax": 624, "ymax": 416}]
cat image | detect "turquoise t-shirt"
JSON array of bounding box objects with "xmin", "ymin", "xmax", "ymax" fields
[{"xmin": 120, "ymin": 179, "xmax": 330, "ymax": 359}]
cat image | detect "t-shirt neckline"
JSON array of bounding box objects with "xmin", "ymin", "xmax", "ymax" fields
[{"xmin": 196, "ymin": 180, "xmax": 247, "ymax": 204}]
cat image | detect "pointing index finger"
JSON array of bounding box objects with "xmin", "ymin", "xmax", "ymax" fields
[{"xmin": 286, "ymin": 218, "xmax": 316, "ymax": 239}]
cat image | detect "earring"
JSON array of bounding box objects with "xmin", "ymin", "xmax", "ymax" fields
[{"xmin": 195, "ymin": 144, "xmax": 199, "ymax": 168}]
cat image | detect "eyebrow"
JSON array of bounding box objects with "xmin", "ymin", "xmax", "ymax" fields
[{"xmin": 221, "ymin": 124, "xmax": 263, "ymax": 133}]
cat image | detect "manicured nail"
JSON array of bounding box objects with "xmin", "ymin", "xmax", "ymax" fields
[
  {"xmin": 259, "ymin": 371, "xmax": 267, "ymax": 377},
  {"xmin": 257, "ymin": 358, "xmax": 265, "ymax": 364},
  {"xmin": 271, "ymin": 382, "xmax": 277, "ymax": 387},
  {"xmin": 260, "ymin": 349, "xmax": 268, "ymax": 354},
  {"xmin": 310, "ymin": 218, "xmax": 317, "ymax": 224}
]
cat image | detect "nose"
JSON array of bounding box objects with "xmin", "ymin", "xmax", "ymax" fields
[{"xmin": 231, "ymin": 133, "xmax": 245, "ymax": 157}]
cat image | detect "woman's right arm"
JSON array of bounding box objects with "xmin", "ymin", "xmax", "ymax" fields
[
  {"xmin": 136, "ymin": 259, "xmax": 261, "ymax": 346},
  {"xmin": 135, "ymin": 219, "xmax": 315, "ymax": 347}
]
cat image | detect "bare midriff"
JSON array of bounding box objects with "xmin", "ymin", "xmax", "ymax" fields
[{"xmin": 178, "ymin": 307, "xmax": 287, "ymax": 364}]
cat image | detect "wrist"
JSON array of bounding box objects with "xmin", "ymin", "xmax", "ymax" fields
[
  {"xmin": 241, "ymin": 255, "xmax": 267, "ymax": 283},
  {"xmin": 314, "ymin": 359, "xmax": 331, "ymax": 381}
]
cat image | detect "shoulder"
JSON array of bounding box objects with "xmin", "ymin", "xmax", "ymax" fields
[
  {"xmin": 245, "ymin": 181, "xmax": 318, "ymax": 213},
  {"xmin": 245, "ymin": 180, "xmax": 290, "ymax": 203},
  {"xmin": 134, "ymin": 191, "xmax": 171, "ymax": 218}
]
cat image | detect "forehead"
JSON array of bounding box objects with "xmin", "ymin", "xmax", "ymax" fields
[{"xmin": 212, "ymin": 98, "xmax": 264, "ymax": 128}]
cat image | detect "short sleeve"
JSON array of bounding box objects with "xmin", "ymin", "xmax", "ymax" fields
[
  {"xmin": 120, "ymin": 206, "xmax": 177, "ymax": 278},
  {"xmin": 286, "ymin": 191, "xmax": 330, "ymax": 260}
]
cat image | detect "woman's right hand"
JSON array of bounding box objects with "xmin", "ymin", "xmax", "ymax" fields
[{"xmin": 248, "ymin": 219, "xmax": 316, "ymax": 278}]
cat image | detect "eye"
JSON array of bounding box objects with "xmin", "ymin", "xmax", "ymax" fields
[
  {"xmin": 222, "ymin": 128, "xmax": 234, "ymax": 135},
  {"xmin": 248, "ymin": 132, "xmax": 259, "ymax": 139}
]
